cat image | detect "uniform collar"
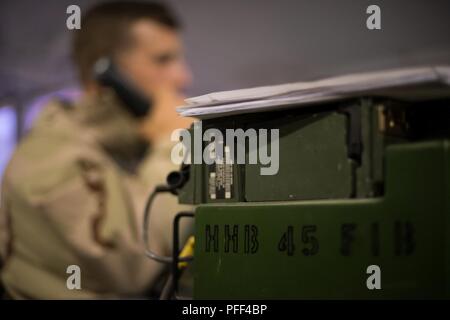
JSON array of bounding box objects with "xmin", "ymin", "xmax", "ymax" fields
[{"xmin": 72, "ymin": 89, "xmax": 149, "ymax": 163}]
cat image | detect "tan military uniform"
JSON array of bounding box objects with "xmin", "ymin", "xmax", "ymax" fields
[{"xmin": 0, "ymin": 91, "xmax": 191, "ymax": 299}]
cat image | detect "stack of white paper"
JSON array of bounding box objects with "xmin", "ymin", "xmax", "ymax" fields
[{"xmin": 177, "ymin": 66, "xmax": 450, "ymax": 119}]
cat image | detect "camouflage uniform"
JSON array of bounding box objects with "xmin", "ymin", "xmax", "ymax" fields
[{"xmin": 0, "ymin": 91, "xmax": 191, "ymax": 299}]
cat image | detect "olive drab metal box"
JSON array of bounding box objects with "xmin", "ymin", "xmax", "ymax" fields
[{"xmin": 176, "ymin": 68, "xmax": 450, "ymax": 299}]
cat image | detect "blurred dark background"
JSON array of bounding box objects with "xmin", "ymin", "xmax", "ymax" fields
[{"xmin": 1, "ymin": 0, "xmax": 450, "ymax": 176}]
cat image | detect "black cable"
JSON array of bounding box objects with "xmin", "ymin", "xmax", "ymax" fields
[
  {"xmin": 142, "ymin": 185, "xmax": 194, "ymax": 264},
  {"xmin": 159, "ymin": 274, "xmax": 174, "ymax": 300}
]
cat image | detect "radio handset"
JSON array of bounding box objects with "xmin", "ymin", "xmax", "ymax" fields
[{"xmin": 93, "ymin": 57, "xmax": 152, "ymax": 118}]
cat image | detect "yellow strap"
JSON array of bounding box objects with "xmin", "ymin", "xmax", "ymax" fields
[{"xmin": 178, "ymin": 236, "xmax": 195, "ymax": 269}]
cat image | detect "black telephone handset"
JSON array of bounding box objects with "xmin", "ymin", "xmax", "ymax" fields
[{"xmin": 93, "ymin": 58, "xmax": 152, "ymax": 118}]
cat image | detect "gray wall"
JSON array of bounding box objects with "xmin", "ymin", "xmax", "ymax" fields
[{"xmin": 1, "ymin": 0, "xmax": 450, "ymax": 104}]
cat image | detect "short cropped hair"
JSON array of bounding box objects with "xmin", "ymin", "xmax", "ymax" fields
[{"xmin": 72, "ymin": 1, "xmax": 180, "ymax": 85}]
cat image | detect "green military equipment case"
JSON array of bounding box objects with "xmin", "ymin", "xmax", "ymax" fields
[{"xmin": 176, "ymin": 68, "xmax": 450, "ymax": 299}]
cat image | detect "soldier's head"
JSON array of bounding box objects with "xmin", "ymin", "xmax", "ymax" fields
[{"xmin": 72, "ymin": 1, "xmax": 192, "ymax": 98}]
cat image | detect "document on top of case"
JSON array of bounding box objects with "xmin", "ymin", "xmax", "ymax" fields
[{"xmin": 177, "ymin": 66, "xmax": 450, "ymax": 119}]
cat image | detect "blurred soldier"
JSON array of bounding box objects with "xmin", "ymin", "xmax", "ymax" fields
[{"xmin": 0, "ymin": 1, "xmax": 193, "ymax": 299}]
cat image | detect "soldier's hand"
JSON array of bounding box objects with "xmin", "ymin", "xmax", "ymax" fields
[{"xmin": 138, "ymin": 85, "xmax": 194, "ymax": 143}]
